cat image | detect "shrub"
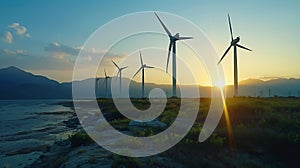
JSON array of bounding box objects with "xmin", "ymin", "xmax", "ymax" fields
[
  {"xmin": 209, "ymin": 133, "xmax": 225, "ymax": 147},
  {"xmin": 112, "ymin": 155, "xmax": 142, "ymax": 168},
  {"xmin": 68, "ymin": 132, "xmax": 94, "ymax": 147}
]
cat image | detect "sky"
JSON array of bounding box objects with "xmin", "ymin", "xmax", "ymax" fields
[{"xmin": 0, "ymin": 0, "xmax": 299, "ymax": 85}]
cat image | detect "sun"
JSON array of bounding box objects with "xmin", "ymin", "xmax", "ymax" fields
[{"xmin": 215, "ymin": 80, "xmax": 226, "ymax": 89}]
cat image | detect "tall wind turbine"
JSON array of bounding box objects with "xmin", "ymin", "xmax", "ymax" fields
[
  {"xmin": 155, "ymin": 12, "xmax": 193, "ymax": 98},
  {"xmin": 132, "ymin": 51, "xmax": 154, "ymax": 98},
  {"xmin": 112, "ymin": 60, "xmax": 128, "ymax": 96},
  {"xmin": 218, "ymin": 14, "xmax": 252, "ymax": 97},
  {"xmin": 103, "ymin": 69, "xmax": 111, "ymax": 98}
]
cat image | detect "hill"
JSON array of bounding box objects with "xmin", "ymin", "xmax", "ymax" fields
[
  {"xmin": 0, "ymin": 66, "xmax": 71, "ymax": 99},
  {"xmin": 0, "ymin": 66, "xmax": 299, "ymax": 99}
]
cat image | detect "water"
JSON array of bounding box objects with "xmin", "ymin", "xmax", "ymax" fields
[{"xmin": 0, "ymin": 99, "xmax": 75, "ymax": 167}]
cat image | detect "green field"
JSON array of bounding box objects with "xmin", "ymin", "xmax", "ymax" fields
[{"xmin": 70, "ymin": 98, "xmax": 300, "ymax": 167}]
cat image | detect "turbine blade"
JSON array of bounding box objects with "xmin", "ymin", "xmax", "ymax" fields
[
  {"xmin": 111, "ymin": 60, "xmax": 120, "ymax": 69},
  {"xmin": 154, "ymin": 12, "xmax": 172, "ymax": 37},
  {"xmin": 166, "ymin": 42, "xmax": 172, "ymax": 73},
  {"xmin": 133, "ymin": 67, "xmax": 142, "ymax": 78},
  {"xmin": 145, "ymin": 65, "xmax": 154, "ymax": 68},
  {"xmin": 139, "ymin": 51, "xmax": 143, "ymax": 66},
  {"xmin": 228, "ymin": 14, "xmax": 233, "ymax": 41},
  {"xmin": 236, "ymin": 44, "xmax": 252, "ymax": 51},
  {"xmin": 121, "ymin": 66, "xmax": 128, "ymax": 70},
  {"xmin": 218, "ymin": 45, "xmax": 232, "ymax": 64},
  {"xmin": 178, "ymin": 36, "xmax": 193, "ymax": 40}
]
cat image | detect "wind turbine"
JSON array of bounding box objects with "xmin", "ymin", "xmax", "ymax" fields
[
  {"xmin": 96, "ymin": 77, "xmax": 101, "ymax": 99},
  {"xmin": 155, "ymin": 12, "xmax": 193, "ymax": 98},
  {"xmin": 112, "ymin": 60, "xmax": 128, "ymax": 97},
  {"xmin": 103, "ymin": 69, "xmax": 111, "ymax": 98},
  {"xmin": 132, "ymin": 51, "xmax": 154, "ymax": 98},
  {"xmin": 218, "ymin": 14, "xmax": 252, "ymax": 97}
]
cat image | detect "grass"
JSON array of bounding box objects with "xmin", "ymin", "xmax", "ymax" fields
[
  {"xmin": 70, "ymin": 97, "xmax": 300, "ymax": 167},
  {"xmin": 190, "ymin": 97, "xmax": 300, "ymax": 167}
]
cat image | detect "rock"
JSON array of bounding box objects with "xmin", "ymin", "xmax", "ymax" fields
[
  {"xmin": 5, "ymin": 145, "xmax": 49, "ymax": 156},
  {"xmin": 60, "ymin": 144, "xmax": 112, "ymax": 168},
  {"xmin": 28, "ymin": 140, "xmax": 71, "ymax": 168},
  {"xmin": 53, "ymin": 140, "xmax": 71, "ymax": 148},
  {"xmin": 63, "ymin": 117, "xmax": 80, "ymax": 128}
]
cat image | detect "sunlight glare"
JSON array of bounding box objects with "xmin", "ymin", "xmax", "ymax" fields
[
  {"xmin": 216, "ymin": 79, "xmax": 226, "ymax": 89},
  {"xmin": 220, "ymin": 87, "xmax": 234, "ymax": 148}
]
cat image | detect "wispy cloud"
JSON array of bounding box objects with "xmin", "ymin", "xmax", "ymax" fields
[
  {"xmin": 3, "ymin": 31, "xmax": 13, "ymax": 44},
  {"xmin": 0, "ymin": 48, "xmax": 73, "ymax": 71},
  {"xmin": 44, "ymin": 42, "xmax": 79, "ymax": 59},
  {"xmin": 0, "ymin": 41, "xmax": 128, "ymax": 82},
  {"xmin": 8, "ymin": 22, "xmax": 31, "ymax": 37},
  {"xmin": 44, "ymin": 42, "xmax": 126, "ymax": 61},
  {"xmin": 2, "ymin": 48, "xmax": 26, "ymax": 55}
]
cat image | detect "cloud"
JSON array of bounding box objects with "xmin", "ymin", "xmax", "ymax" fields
[
  {"xmin": 8, "ymin": 22, "xmax": 31, "ymax": 37},
  {"xmin": 44, "ymin": 42, "xmax": 126, "ymax": 61},
  {"xmin": 2, "ymin": 49, "xmax": 26, "ymax": 55},
  {"xmin": 25, "ymin": 33, "xmax": 31, "ymax": 38},
  {"xmin": 43, "ymin": 42, "xmax": 127, "ymax": 78},
  {"xmin": 0, "ymin": 48, "xmax": 74, "ymax": 71},
  {"xmin": 3, "ymin": 31, "xmax": 13, "ymax": 44},
  {"xmin": 0, "ymin": 43, "xmax": 128, "ymax": 82},
  {"xmin": 81, "ymin": 47, "xmax": 125, "ymax": 58},
  {"xmin": 44, "ymin": 42, "xmax": 80, "ymax": 59}
]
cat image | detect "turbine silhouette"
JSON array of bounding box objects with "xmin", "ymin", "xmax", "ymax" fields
[
  {"xmin": 132, "ymin": 51, "xmax": 154, "ymax": 98},
  {"xmin": 103, "ymin": 69, "xmax": 111, "ymax": 98},
  {"xmin": 218, "ymin": 14, "xmax": 252, "ymax": 97},
  {"xmin": 112, "ymin": 60, "xmax": 128, "ymax": 97},
  {"xmin": 155, "ymin": 12, "xmax": 193, "ymax": 98},
  {"xmin": 96, "ymin": 77, "xmax": 101, "ymax": 99}
]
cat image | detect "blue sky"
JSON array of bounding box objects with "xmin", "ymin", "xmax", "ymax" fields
[{"xmin": 0, "ymin": 0, "xmax": 299, "ymax": 84}]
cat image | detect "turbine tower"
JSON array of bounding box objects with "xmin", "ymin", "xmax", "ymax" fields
[
  {"xmin": 103, "ymin": 69, "xmax": 111, "ymax": 98},
  {"xmin": 112, "ymin": 60, "xmax": 128, "ymax": 97},
  {"xmin": 96, "ymin": 77, "xmax": 100, "ymax": 99},
  {"xmin": 218, "ymin": 14, "xmax": 252, "ymax": 97},
  {"xmin": 155, "ymin": 12, "xmax": 193, "ymax": 98},
  {"xmin": 132, "ymin": 51, "xmax": 154, "ymax": 98}
]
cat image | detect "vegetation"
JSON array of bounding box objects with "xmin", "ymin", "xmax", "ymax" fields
[
  {"xmin": 68, "ymin": 132, "xmax": 95, "ymax": 147},
  {"xmin": 165, "ymin": 97, "xmax": 300, "ymax": 167},
  {"xmin": 112, "ymin": 155, "xmax": 142, "ymax": 168},
  {"xmin": 73, "ymin": 97, "xmax": 300, "ymax": 167}
]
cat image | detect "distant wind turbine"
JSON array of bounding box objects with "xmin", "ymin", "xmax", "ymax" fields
[
  {"xmin": 112, "ymin": 60, "xmax": 128, "ymax": 96},
  {"xmin": 103, "ymin": 69, "xmax": 111, "ymax": 98},
  {"xmin": 132, "ymin": 51, "xmax": 154, "ymax": 98},
  {"xmin": 155, "ymin": 12, "xmax": 193, "ymax": 98},
  {"xmin": 218, "ymin": 14, "xmax": 252, "ymax": 97},
  {"xmin": 96, "ymin": 77, "xmax": 100, "ymax": 99}
]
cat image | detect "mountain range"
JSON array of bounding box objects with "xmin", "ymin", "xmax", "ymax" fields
[{"xmin": 0, "ymin": 66, "xmax": 299, "ymax": 99}]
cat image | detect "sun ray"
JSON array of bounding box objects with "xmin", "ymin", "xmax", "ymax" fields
[{"xmin": 219, "ymin": 87, "xmax": 234, "ymax": 149}]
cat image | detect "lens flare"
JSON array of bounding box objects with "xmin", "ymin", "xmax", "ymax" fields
[
  {"xmin": 216, "ymin": 80, "xmax": 226, "ymax": 89},
  {"xmin": 220, "ymin": 87, "xmax": 234, "ymax": 148}
]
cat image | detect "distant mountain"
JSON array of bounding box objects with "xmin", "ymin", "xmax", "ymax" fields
[
  {"xmin": 239, "ymin": 79, "xmax": 264, "ymax": 85},
  {"xmin": 231, "ymin": 78, "xmax": 300, "ymax": 97},
  {"xmin": 0, "ymin": 66, "xmax": 299, "ymax": 99},
  {"xmin": 0, "ymin": 66, "xmax": 71, "ymax": 99}
]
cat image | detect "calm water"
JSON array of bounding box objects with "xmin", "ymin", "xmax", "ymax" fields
[{"xmin": 0, "ymin": 99, "xmax": 75, "ymax": 167}]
